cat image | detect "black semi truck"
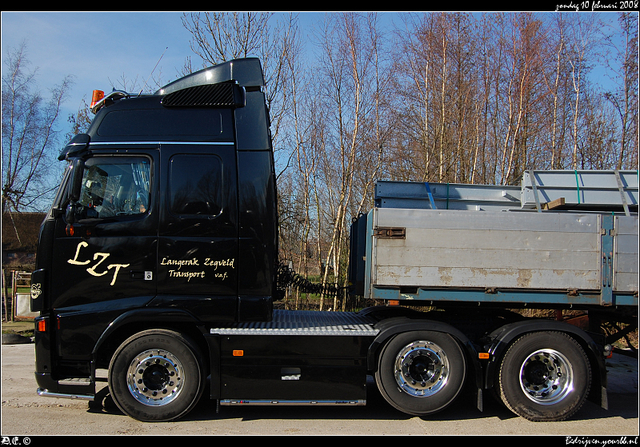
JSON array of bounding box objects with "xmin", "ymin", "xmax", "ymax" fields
[{"xmin": 31, "ymin": 58, "xmax": 638, "ymax": 422}]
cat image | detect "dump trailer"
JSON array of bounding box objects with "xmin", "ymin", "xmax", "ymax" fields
[{"xmin": 31, "ymin": 58, "xmax": 638, "ymax": 423}]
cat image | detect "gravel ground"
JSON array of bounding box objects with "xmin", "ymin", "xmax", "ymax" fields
[{"xmin": 1, "ymin": 342, "xmax": 637, "ymax": 436}]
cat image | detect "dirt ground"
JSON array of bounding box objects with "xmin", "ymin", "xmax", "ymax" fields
[{"xmin": 1, "ymin": 341, "xmax": 638, "ymax": 437}]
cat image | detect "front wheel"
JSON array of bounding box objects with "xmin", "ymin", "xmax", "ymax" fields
[
  {"xmin": 108, "ymin": 329, "xmax": 205, "ymax": 422},
  {"xmin": 497, "ymin": 331, "xmax": 591, "ymax": 422},
  {"xmin": 375, "ymin": 331, "xmax": 466, "ymax": 416}
]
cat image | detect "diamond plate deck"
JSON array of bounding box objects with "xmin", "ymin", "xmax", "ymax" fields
[{"xmin": 210, "ymin": 310, "xmax": 379, "ymax": 336}]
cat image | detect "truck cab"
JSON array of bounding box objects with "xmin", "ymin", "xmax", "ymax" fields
[{"xmin": 32, "ymin": 58, "xmax": 278, "ymax": 403}]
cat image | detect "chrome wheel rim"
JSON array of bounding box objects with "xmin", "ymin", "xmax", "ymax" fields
[
  {"xmin": 126, "ymin": 349, "xmax": 184, "ymax": 406},
  {"xmin": 394, "ymin": 341, "xmax": 450, "ymax": 397},
  {"xmin": 519, "ymin": 348, "xmax": 574, "ymax": 405}
]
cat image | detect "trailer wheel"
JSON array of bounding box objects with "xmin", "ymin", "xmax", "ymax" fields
[
  {"xmin": 108, "ymin": 329, "xmax": 205, "ymax": 422},
  {"xmin": 375, "ymin": 331, "xmax": 466, "ymax": 416},
  {"xmin": 497, "ymin": 331, "xmax": 591, "ymax": 422}
]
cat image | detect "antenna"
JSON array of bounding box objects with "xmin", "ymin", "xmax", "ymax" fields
[{"xmin": 139, "ymin": 46, "xmax": 168, "ymax": 96}]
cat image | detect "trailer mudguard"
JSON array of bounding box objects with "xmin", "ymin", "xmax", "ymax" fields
[{"xmin": 484, "ymin": 319, "xmax": 608, "ymax": 409}]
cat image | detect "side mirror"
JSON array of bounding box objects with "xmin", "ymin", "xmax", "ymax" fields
[
  {"xmin": 65, "ymin": 158, "xmax": 85, "ymax": 225},
  {"xmin": 68, "ymin": 158, "xmax": 85, "ymax": 203}
]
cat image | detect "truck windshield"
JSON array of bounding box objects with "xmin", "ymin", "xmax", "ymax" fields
[{"xmin": 77, "ymin": 157, "xmax": 151, "ymax": 218}]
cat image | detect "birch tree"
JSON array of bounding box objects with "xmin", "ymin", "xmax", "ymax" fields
[
  {"xmin": 602, "ymin": 12, "xmax": 638, "ymax": 169},
  {"xmin": 2, "ymin": 42, "xmax": 72, "ymax": 213},
  {"xmin": 566, "ymin": 14, "xmax": 598, "ymax": 169}
]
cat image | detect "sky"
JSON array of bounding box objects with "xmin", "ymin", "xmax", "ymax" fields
[
  {"xmin": 0, "ymin": 10, "xmax": 630, "ymax": 145},
  {"xmin": 2, "ymin": 12, "xmax": 225, "ymax": 125},
  {"xmin": 1, "ymin": 11, "xmax": 395, "ymax": 133},
  {"xmin": 1, "ymin": 11, "xmax": 410, "ymax": 144},
  {"xmin": 1, "ymin": 10, "xmax": 632, "ymax": 212},
  {"xmin": 0, "ymin": 11, "xmax": 395, "ymax": 210}
]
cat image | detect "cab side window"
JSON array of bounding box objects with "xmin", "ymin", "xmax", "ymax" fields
[
  {"xmin": 169, "ymin": 154, "xmax": 223, "ymax": 217},
  {"xmin": 78, "ymin": 157, "xmax": 151, "ymax": 218}
]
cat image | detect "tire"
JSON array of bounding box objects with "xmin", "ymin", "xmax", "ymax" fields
[
  {"xmin": 375, "ymin": 331, "xmax": 466, "ymax": 416},
  {"xmin": 108, "ymin": 329, "xmax": 205, "ymax": 422},
  {"xmin": 497, "ymin": 331, "xmax": 591, "ymax": 422}
]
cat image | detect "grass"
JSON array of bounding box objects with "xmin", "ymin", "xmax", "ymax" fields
[{"xmin": 1, "ymin": 320, "xmax": 35, "ymax": 337}]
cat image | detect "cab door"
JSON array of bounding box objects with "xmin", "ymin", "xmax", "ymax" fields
[{"xmin": 50, "ymin": 149, "xmax": 158, "ymax": 318}]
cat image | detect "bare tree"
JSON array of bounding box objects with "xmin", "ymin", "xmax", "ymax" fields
[
  {"xmin": 181, "ymin": 12, "xmax": 299, "ymax": 149},
  {"xmin": 300, "ymin": 12, "xmax": 389, "ymax": 310},
  {"xmin": 2, "ymin": 42, "xmax": 72, "ymax": 213},
  {"xmin": 182, "ymin": 12, "xmax": 271, "ymax": 62},
  {"xmin": 602, "ymin": 12, "xmax": 638, "ymax": 169},
  {"xmin": 567, "ymin": 14, "xmax": 598, "ymax": 169},
  {"xmin": 66, "ymin": 96, "xmax": 93, "ymax": 141},
  {"xmin": 498, "ymin": 13, "xmax": 545, "ymax": 184},
  {"xmin": 541, "ymin": 13, "xmax": 570, "ymax": 169},
  {"xmin": 393, "ymin": 13, "xmax": 452, "ymax": 182}
]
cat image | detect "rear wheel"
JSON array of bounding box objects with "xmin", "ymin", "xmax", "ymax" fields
[
  {"xmin": 497, "ymin": 331, "xmax": 591, "ymax": 422},
  {"xmin": 108, "ymin": 329, "xmax": 205, "ymax": 422},
  {"xmin": 375, "ymin": 331, "xmax": 466, "ymax": 416}
]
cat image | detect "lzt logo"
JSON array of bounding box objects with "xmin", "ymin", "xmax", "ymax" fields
[{"xmin": 67, "ymin": 241, "xmax": 130, "ymax": 286}]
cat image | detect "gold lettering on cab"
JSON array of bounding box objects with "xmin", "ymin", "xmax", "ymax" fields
[
  {"xmin": 67, "ymin": 242, "xmax": 236, "ymax": 285},
  {"xmin": 161, "ymin": 256, "xmax": 235, "ymax": 282},
  {"xmin": 67, "ymin": 241, "xmax": 130, "ymax": 286}
]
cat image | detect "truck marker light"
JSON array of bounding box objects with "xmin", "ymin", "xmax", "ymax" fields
[
  {"xmin": 388, "ymin": 300, "xmax": 400, "ymax": 306},
  {"xmin": 233, "ymin": 350, "xmax": 244, "ymax": 357},
  {"xmin": 90, "ymin": 90, "xmax": 104, "ymax": 109},
  {"xmin": 65, "ymin": 224, "xmax": 75, "ymax": 237},
  {"xmin": 478, "ymin": 353, "xmax": 490, "ymax": 360},
  {"xmin": 37, "ymin": 320, "xmax": 46, "ymax": 332}
]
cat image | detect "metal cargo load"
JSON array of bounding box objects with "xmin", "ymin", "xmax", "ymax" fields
[{"xmin": 350, "ymin": 170, "xmax": 638, "ymax": 308}]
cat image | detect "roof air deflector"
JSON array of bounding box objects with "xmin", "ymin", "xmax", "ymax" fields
[{"xmin": 156, "ymin": 58, "xmax": 264, "ymax": 96}]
